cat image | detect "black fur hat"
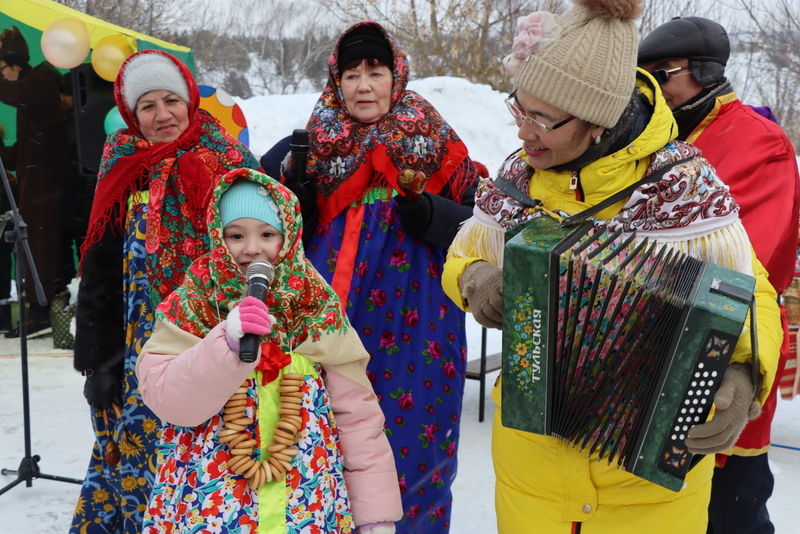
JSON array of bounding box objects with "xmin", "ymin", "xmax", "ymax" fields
[
  {"xmin": 337, "ymin": 25, "xmax": 393, "ymax": 72},
  {"xmin": 638, "ymin": 17, "xmax": 729, "ymax": 86},
  {"xmin": 0, "ymin": 26, "xmax": 29, "ymax": 64}
]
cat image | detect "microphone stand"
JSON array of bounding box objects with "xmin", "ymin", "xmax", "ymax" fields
[
  {"xmin": 290, "ymin": 129, "xmax": 314, "ymax": 246},
  {"xmin": 290, "ymin": 129, "xmax": 310, "ymax": 186},
  {"xmin": 0, "ymin": 155, "xmax": 83, "ymax": 496}
]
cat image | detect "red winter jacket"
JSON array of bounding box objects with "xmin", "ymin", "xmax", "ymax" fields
[{"xmin": 688, "ymin": 92, "xmax": 800, "ymax": 456}]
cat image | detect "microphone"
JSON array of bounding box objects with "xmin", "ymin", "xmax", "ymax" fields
[
  {"xmin": 239, "ymin": 260, "xmax": 275, "ymax": 363},
  {"xmin": 290, "ymin": 129, "xmax": 310, "ymax": 186}
]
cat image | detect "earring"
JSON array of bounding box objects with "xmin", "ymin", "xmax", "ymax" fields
[{"xmin": 594, "ymin": 135, "xmax": 602, "ymax": 145}]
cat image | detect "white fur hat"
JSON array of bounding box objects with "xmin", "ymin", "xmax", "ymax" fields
[{"xmin": 121, "ymin": 52, "xmax": 190, "ymax": 111}]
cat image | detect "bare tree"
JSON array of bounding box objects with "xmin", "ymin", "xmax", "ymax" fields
[
  {"xmin": 639, "ymin": 0, "xmax": 699, "ymax": 35},
  {"xmin": 57, "ymin": 0, "xmax": 336, "ymax": 97},
  {"xmin": 53, "ymin": 0, "xmax": 800, "ymax": 149},
  {"xmin": 59, "ymin": 0, "xmax": 187, "ymax": 36},
  {"xmin": 318, "ymin": 0, "xmax": 568, "ymax": 91},
  {"xmin": 734, "ymin": 0, "xmax": 800, "ymax": 149},
  {"xmin": 238, "ymin": 0, "xmax": 336, "ymax": 95}
]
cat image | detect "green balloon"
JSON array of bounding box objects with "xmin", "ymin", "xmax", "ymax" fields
[{"xmin": 103, "ymin": 106, "xmax": 127, "ymax": 135}]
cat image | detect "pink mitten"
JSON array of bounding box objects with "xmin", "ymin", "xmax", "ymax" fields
[{"xmin": 225, "ymin": 296, "xmax": 274, "ymax": 351}]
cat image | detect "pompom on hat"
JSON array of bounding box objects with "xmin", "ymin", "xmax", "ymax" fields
[
  {"xmin": 503, "ymin": 12, "xmax": 560, "ymax": 76},
  {"xmin": 220, "ymin": 179, "xmax": 284, "ymax": 234},
  {"xmin": 119, "ymin": 50, "xmax": 190, "ymax": 112},
  {"xmin": 511, "ymin": 0, "xmax": 644, "ymax": 129}
]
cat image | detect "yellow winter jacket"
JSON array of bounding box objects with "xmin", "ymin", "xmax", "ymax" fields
[{"xmin": 442, "ymin": 70, "xmax": 782, "ymax": 533}]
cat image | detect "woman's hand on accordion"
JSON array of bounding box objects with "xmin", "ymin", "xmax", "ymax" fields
[
  {"xmin": 460, "ymin": 261, "xmax": 504, "ymax": 329},
  {"xmin": 685, "ymin": 363, "xmax": 762, "ymax": 455}
]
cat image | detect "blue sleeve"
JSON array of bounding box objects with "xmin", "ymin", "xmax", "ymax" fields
[{"xmin": 259, "ymin": 135, "xmax": 292, "ymax": 180}]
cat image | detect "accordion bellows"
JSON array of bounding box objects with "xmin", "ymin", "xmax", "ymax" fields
[{"xmin": 501, "ymin": 215, "xmax": 755, "ymax": 491}]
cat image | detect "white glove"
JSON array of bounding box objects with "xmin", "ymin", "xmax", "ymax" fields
[{"xmin": 358, "ymin": 523, "xmax": 395, "ymax": 534}]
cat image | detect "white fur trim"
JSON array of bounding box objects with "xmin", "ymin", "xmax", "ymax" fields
[
  {"xmin": 122, "ymin": 53, "xmax": 189, "ymax": 112},
  {"xmin": 225, "ymin": 306, "xmax": 244, "ymax": 340},
  {"xmin": 358, "ymin": 526, "xmax": 396, "ymax": 534}
]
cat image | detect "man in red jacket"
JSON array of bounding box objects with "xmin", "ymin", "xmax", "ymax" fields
[{"xmin": 640, "ymin": 16, "xmax": 800, "ymax": 534}]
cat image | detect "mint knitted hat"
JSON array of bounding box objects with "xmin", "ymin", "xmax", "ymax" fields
[{"xmin": 220, "ymin": 180, "xmax": 284, "ymax": 233}]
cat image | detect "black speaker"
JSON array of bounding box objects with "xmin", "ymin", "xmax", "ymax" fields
[{"xmin": 70, "ymin": 63, "xmax": 115, "ymax": 178}]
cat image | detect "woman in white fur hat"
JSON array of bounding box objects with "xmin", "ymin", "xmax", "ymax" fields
[{"xmin": 70, "ymin": 50, "xmax": 260, "ymax": 534}]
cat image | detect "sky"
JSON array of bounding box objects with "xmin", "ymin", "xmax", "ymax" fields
[{"xmin": 0, "ymin": 76, "xmax": 799, "ymax": 532}]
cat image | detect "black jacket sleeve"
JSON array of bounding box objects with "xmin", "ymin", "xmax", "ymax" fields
[
  {"xmin": 394, "ymin": 157, "xmax": 480, "ymax": 249},
  {"xmin": 262, "ymin": 138, "xmax": 317, "ymax": 246},
  {"xmin": 73, "ymin": 227, "xmax": 124, "ymax": 376},
  {"xmin": 260, "ymin": 135, "xmax": 291, "ymax": 180}
]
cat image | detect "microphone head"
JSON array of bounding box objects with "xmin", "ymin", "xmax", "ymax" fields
[
  {"xmin": 246, "ymin": 260, "xmax": 274, "ymax": 284},
  {"xmin": 290, "ymin": 129, "xmax": 309, "ymax": 151}
]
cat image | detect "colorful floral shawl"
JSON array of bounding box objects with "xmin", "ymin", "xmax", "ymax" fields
[
  {"xmin": 81, "ymin": 50, "xmax": 259, "ymax": 301},
  {"xmin": 457, "ymin": 141, "xmax": 751, "ymax": 276},
  {"xmin": 305, "ymin": 21, "xmax": 472, "ymax": 226},
  {"xmin": 156, "ymin": 168, "xmax": 355, "ymax": 383}
]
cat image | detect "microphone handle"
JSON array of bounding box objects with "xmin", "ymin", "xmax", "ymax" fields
[
  {"xmin": 239, "ymin": 334, "xmax": 260, "ymax": 363},
  {"xmin": 295, "ymin": 156, "xmax": 308, "ymax": 187},
  {"xmin": 292, "ymin": 148, "xmax": 309, "ymax": 187},
  {"xmin": 239, "ymin": 279, "xmax": 269, "ymax": 363}
]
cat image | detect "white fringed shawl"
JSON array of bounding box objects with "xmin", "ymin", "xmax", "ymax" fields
[{"xmin": 450, "ymin": 142, "xmax": 752, "ymax": 277}]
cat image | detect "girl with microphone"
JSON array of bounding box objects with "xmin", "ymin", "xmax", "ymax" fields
[{"xmin": 136, "ymin": 168, "xmax": 401, "ymax": 533}]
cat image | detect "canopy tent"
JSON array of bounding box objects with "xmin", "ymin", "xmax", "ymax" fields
[{"xmin": 0, "ymin": 0, "xmax": 194, "ymax": 144}]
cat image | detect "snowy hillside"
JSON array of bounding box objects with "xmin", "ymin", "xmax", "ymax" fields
[{"xmin": 238, "ymin": 76, "xmax": 520, "ymax": 177}]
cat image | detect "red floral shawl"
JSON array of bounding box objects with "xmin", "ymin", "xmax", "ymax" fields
[
  {"xmin": 80, "ymin": 50, "xmax": 259, "ymax": 300},
  {"xmin": 157, "ymin": 168, "xmax": 350, "ymax": 383},
  {"xmin": 305, "ymin": 21, "xmax": 472, "ymax": 226}
]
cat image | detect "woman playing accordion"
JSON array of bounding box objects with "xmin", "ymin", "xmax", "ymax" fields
[{"xmin": 442, "ymin": 1, "xmax": 782, "ymax": 533}]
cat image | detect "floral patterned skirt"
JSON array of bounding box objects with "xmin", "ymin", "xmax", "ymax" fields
[
  {"xmin": 70, "ymin": 200, "xmax": 161, "ymax": 534},
  {"xmin": 143, "ymin": 359, "xmax": 354, "ymax": 534},
  {"xmin": 307, "ymin": 193, "xmax": 467, "ymax": 533}
]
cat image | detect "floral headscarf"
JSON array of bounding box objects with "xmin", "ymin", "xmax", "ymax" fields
[
  {"xmin": 80, "ymin": 50, "xmax": 259, "ymax": 300},
  {"xmin": 156, "ymin": 168, "xmax": 352, "ymax": 382},
  {"xmin": 305, "ymin": 21, "xmax": 472, "ymax": 225}
]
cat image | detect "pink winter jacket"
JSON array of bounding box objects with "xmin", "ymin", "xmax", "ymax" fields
[{"xmin": 137, "ymin": 320, "xmax": 403, "ymax": 527}]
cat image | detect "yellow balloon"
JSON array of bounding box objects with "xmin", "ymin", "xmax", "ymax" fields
[
  {"xmin": 91, "ymin": 35, "xmax": 135, "ymax": 82},
  {"xmin": 40, "ymin": 18, "xmax": 90, "ymax": 69}
]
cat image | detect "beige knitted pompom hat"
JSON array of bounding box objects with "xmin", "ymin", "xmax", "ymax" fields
[{"xmin": 513, "ymin": 0, "xmax": 643, "ymax": 128}]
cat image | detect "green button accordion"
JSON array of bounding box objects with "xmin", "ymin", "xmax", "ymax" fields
[{"xmin": 501, "ymin": 215, "xmax": 755, "ymax": 491}]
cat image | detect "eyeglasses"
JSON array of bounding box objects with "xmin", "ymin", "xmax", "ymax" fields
[
  {"xmin": 651, "ymin": 66, "xmax": 688, "ymax": 84},
  {"xmin": 505, "ymin": 91, "xmax": 576, "ymax": 134}
]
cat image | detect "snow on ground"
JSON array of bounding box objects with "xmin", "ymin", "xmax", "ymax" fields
[
  {"xmin": 1, "ymin": 326, "xmax": 798, "ymax": 532},
  {"xmin": 0, "ymin": 76, "xmax": 798, "ymax": 532},
  {"xmin": 0, "ymin": 319, "xmax": 503, "ymax": 533}
]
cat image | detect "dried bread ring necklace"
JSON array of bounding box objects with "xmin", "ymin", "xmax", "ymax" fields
[{"xmin": 220, "ymin": 373, "xmax": 305, "ymax": 489}]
